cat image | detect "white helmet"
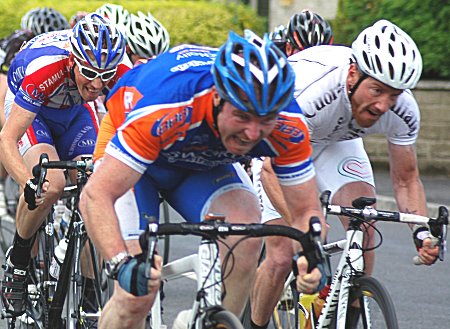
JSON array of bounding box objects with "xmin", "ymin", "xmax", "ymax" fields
[
  {"xmin": 352, "ymin": 19, "xmax": 422, "ymax": 89},
  {"xmin": 126, "ymin": 11, "xmax": 170, "ymax": 58},
  {"xmin": 95, "ymin": 3, "xmax": 130, "ymax": 34}
]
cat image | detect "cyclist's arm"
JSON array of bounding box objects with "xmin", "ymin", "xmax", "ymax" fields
[
  {"xmin": 389, "ymin": 143, "xmax": 427, "ymax": 217},
  {"xmin": 0, "ymin": 102, "xmax": 36, "ymax": 187},
  {"xmin": 0, "ymin": 73, "xmax": 7, "ymax": 127},
  {"xmin": 80, "ymin": 153, "xmax": 141, "ymax": 260},
  {"xmin": 261, "ymin": 157, "xmax": 292, "ymax": 223},
  {"xmin": 389, "ymin": 142, "xmax": 439, "ymax": 264}
]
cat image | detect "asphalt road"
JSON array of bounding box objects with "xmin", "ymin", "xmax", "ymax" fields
[{"xmin": 0, "ymin": 170, "xmax": 449, "ymax": 328}]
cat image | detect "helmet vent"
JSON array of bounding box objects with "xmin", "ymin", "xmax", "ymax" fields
[
  {"xmin": 388, "ymin": 44, "xmax": 394, "ymax": 57},
  {"xmin": 375, "ymin": 55, "xmax": 382, "ymax": 73},
  {"xmin": 389, "ymin": 62, "xmax": 394, "ymax": 80}
]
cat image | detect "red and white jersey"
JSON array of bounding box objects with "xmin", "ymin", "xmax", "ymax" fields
[
  {"xmin": 288, "ymin": 45, "xmax": 420, "ymax": 146},
  {"xmin": 7, "ymin": 29, "xmax": 131, "ymax": 114}
]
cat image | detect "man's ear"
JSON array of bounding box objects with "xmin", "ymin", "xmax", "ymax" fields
[
  {"xmin": 212, "ymin": 87, "xmax": 222, "ymax": 106},
  {"xmin": 347, "ymin": 63, "xmax": 361, "ymax": 88}
]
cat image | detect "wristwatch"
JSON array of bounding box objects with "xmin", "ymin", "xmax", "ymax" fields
[{"xmin": 105, "ymin": 251, "xmax": 131, "ymax": 279}]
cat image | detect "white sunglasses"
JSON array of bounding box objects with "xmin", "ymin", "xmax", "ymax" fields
[{"xmin": 74, "ymin": 58, "xmax": 117, "ymax": 82}]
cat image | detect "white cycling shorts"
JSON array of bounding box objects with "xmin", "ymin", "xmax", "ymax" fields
[{"xmin": 252, "ymin": 138, "xmax": 375, "ymax": 223}]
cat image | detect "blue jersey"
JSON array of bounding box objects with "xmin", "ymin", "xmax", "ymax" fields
[{"xmin": 106, "ymin": 44, "xmax": 315, "ymax": 186}]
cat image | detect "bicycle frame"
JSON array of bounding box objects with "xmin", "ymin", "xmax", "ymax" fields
[
  {"xmin": 316, "ymin": 225, "xmax": 364, "ymax": 329},
  {"xmin": 150, "ymin": 235, "xmax": 224, "ymax": 329}
]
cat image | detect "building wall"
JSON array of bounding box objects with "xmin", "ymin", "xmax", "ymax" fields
[{"xmin": 251, "ymin": 0, "xmax": 339, "ymax": 29}]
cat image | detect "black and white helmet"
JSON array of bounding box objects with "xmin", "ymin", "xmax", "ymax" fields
[
  {"xmin": 95, "ymin": 3, "xmax": 130, "ymax": 35},
  {"xmin": 126, "ymin": 11, "xmax": 170, "ymax": 58},
  {"xmin": 286, "ymin": 9, "xmax": 333, "ymax": 50},
  {"xmin": 21, "ymin": 7, "xmax": 70, "ymax": 36},
  {"xmin": 352, "ymin": 19, "xmax": 422, "ymax": 89}
]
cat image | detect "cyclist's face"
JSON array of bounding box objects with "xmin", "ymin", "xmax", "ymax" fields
[
  {"xmin": 217, "ymin": 101, "xmax": 277, "ymax": 155},
  {"xmin": 72, "ymin": 58, "xmax": 110, "ymax": 102},
  {"xmin": 349, "ymin": 67, "xmax": 403, "ymax": 128}
]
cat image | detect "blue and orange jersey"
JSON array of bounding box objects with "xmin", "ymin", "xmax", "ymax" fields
[
  {"xmin": 7, "ymin": 29, "xmax": 131, "ymax": 114},
  {"xmin": 105, "ymin": 44, "xmax": 315, "ymax": 185}
]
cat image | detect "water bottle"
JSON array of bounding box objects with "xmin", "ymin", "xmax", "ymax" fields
[{"xmin": 49, "ymin": 238, "xmax": 68, "ymax": 279}]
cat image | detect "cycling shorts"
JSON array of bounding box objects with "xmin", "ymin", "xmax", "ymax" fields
[
  {"xmin": 5, "ymin": 95, "xmax": 98, "ymax": 160},
  {"xmin": 253, "ymin": 138, "xmax": 375, "ymax": 223},
  {"xmin": 99, "ymin": 160, "xmax": 255, "ymax": 240}
]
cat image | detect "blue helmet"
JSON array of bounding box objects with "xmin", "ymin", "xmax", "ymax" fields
[
  {"xmin": 70, "ymin": 13, "xmax": 125, "ymax": 70},
  {"xmin": 212, "ymin": 30, "xmax": 295, "ymax": 117}
]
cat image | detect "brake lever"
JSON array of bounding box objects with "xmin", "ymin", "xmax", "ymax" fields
[
  {"xmin": 434, "ymin": 206, "xmax": 448, "ymax": 261},
  {"xmin": 33, "ymin": 153, "xmax": 49, "ymax": 198},
  {"xmin": 144, "ymin": 221, "xmax": 159, "ymax": 279}
]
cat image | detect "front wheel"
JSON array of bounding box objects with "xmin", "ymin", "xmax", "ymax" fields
[
  {"xmin": 206, "ymin": 310, "xmax": 245, "ymax": 329},
  {"xmin": 337, "ymin": 276, "xmax": 398, "ymax": 329}
]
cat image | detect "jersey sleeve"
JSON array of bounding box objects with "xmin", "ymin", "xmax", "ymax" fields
[
  {"xmin": 268, "ymin": 106, "xmax": 316, "ymax": 186},
  {"xmin": 384, "ymin": 91, "xmax": 421, "ymax": 145}
]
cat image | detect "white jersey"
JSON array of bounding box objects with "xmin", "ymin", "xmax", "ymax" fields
[{"xmin": 288, "ymin": 45, "xmax": 420, "ymax": 146}]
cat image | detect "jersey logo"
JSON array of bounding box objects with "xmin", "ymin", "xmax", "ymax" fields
[
  {"xmin": 151, "ymin": 106, "xmax": 192, "ymax": 137},
  {"xmin": 338, "ymin": 156, "xmax": 372, "ymax": 180},
  {"xmin": 274, "ymin": 117, "xmax": 305, "ymax": 144}
]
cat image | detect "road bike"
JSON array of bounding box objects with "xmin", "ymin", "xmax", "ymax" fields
[
  {"xmin": 272, "ymin": 191, "xmax": 448, "ymax": 329},
  {"xmin": 140, "ymin": 214, "xmax": 328, "ymax": 329},
  {"xmin": 1, "ymin": 153, "xmax": 107, "ymax": 329}
]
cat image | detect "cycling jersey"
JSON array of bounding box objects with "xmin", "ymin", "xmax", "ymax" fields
[
  {"xmin": 106, "ymin": 44, "xmax": 314, "ymax": 185},
  {"xmin": 104, "ymin": 44, "xmax": 315, "ymax": 224},
  {"xmin": 288, "ymin": 45, "xmax": 420, "ymax": 146},
  {"xmin": 6, "ymin": 30, "xmax": 130, "ymax": 114},
  {"xmin": 4, "ymin": 29, "xmax": 131, "ymax": 159},
  {"xmin": 253, "ymin": 45, "xmax": 422, "ymax": 222}
]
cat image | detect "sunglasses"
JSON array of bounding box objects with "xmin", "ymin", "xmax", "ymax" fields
[{"xmin": 74, "ymin": 58, "xmax": 117, "ymax": 82}]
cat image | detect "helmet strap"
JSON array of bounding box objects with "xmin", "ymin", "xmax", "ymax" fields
[
  {"xmin": 212, "ymin": 98, "xmax": 225, "ymax": 130},
  {"xmin": 69, "ymin": 63, "xmax": 76, "ymax": 83},
  {"xmin": 348, "ymin": 72, "xmax": 368, "ymax": 101}
]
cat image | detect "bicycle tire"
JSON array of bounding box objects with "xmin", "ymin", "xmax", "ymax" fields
[
  {"xmin": 207, "ymin": 310, "xmax": 245, "ymax": 329},
  {"xmin": 0, "ymin": 212, "xmax": 15, "ymax": 256},
  {"xmin": 331, "ymin": 276, "xmax": 398, "ymax": 329}
]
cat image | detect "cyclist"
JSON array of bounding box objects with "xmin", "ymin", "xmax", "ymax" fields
[
  {"xmin": 0, "ymin": 13, "xmax": 130, "ymax": 317},
  {"xmin": 285, "ymin": 9, "xmax": 333, "ymax": 55},
  {"xmin": 0, "ymin": 7, "xmax": 71, "ymax": 213},
  {"xmin": 80, "ymin": 30, "xmax": 326, "ymax": 329},
  {"xmin": 250, "ymin": 19, "xmax": 438, "ymax": 328},
  {"xmin": 20, "ymin": 7, "xmax": 70, "ymax": 36}
]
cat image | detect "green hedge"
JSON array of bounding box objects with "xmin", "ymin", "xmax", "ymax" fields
[
  {"xmin": 332, "ymin": 0, "xmax": 450, "ymax": 80},
  {"xmin": 0, "ymin": 0, "xmax": 266, "ymax": 47}
]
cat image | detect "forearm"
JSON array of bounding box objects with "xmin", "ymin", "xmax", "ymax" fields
[
  {"xmin": 393, "ymin": 177, "xmax": 427, "ymax": 216},
  {"xmin": 281, "ymin": 177, "xmax": 325, "ymax": 236},
  {"xmin": 80, "ymin": 191, "xmax": 127, "ymax": 260},
  {"xmin": 0, "ymin": 133, "xmax": 30, "ymax": 187}
]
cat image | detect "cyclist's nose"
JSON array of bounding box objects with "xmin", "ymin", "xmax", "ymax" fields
[
  {"xmin": 374, "ymin": 95, "xmax": 393, "ymax": 114},
  {"xmin": 244, "ymin": 121, "xmax": 263, "ymax": 141},
  {"xmin": 90, "ymin": 77, "xmax": 104, "ymax": 89}
]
